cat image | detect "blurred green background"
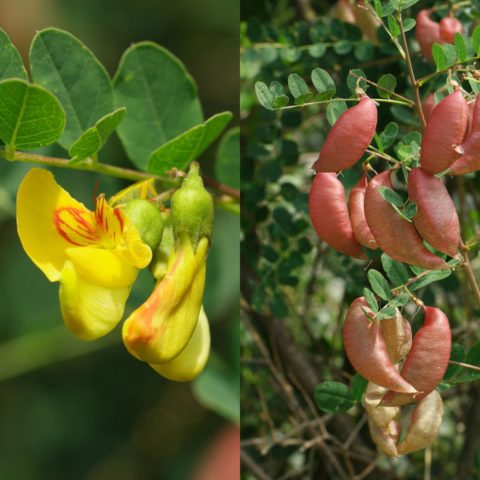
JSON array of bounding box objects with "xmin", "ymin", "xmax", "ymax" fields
[{"xmin": 0, "ymin": 1, "xmax": 239, "ymax": 479}]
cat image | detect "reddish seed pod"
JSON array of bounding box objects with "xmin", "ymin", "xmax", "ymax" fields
[
  {"xmin": 439, "ymin": 17, "xmax": 463, "ymax": 43},
  {"xmin": 415, "ymin": 10, "xmax": 442, "ymax": 62},
  {"xmin": 380, "ymin": 310, "xmax": 412, "ymax": 363},
  {"xmin": 364, "ymin": 170, "xmax": 448, "ymax": 270},
  {"xmin": 343, "ymin": 298, "xmax": 417, "ymax": 393},
  {"xmin": 408, "ymin": 168, "xmax": 460, "ymax": 257},
  {"xmin": 313, "ymin": 96, "xmax": 377, "ymax": 172},
  {"xmin": 309, "ymin": 172, "xmax": 366, "ymax": 259},
  {"xmin": 421, "ymin": 94, "xmax": 435, "ymax": 123},
  {"xmin": 420, "ymin": 90, "xmax": 469, "ymax": 175},
  {"xmin": 397, "ymin": 390, "xmax": 444, "ymax": 455},
  {"xmin": 450, "ymin": 96, "xmax": 480, "ymax": 175},
  {"xmin": 381, "ymin": 306, "xmax": 451, "ymax": 407},
  {"xmin": 348, "ymin": 175, "xmax": 378, "ymax": 250}
]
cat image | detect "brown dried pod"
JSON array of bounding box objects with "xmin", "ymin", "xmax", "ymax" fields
[
  {"xmin": 381, "ymin": 310, "xmax": 412, "ymax": 363},
  {"xmin": 408, "ymin": 168, "xmax": 460, "ymax": 258},
  {"xmin": 397, "ymin": 390, "xmax": 444, "ymax": 455},
  {"xmin": 348, "ymin": 175, "xmax": 378, "ymax": 250},
  {"xmin": 313, "ymin": 96, "xmax": 377, "ymax": 172},
  {"xmin": 309, "ymin": 172, "xmax": 366, "ymax": 259},
  {"xmin": 381, "ymin": 306, "xmax": 451, "ymax": 406},
  {"xmin": 420, "ymin": 90, "xmax": 469, "ymax": 175},
  {"xmin": 364, "ymin": 382, "xmax": 401, "ymax": 428},
  {"xmin": 368, "ymin": 418, "xmax": 400, "ymax": 457},
  {"xmin": 364, "ymin": 170, "xmax": 448, "ymax": 270},
  {"xmin": 343, "ymin": 298, "xmax": 417, "ymax": 393}
]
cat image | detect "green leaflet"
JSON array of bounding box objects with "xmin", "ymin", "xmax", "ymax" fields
[
  {"xmin": 0, "ymin": 28, "xmax": 27, "ymax": 81},
  {"xmin": 30, "ymin": 28, "xmax": 113, "ymax": 149},
  {"xmin": 0, "ymin": 79, "xmax": 65, "ymax": 151},
  {"xmin": 69, "ymin": 108, "xmax": 126, "ymax": 162},
  {"xmin": 114, "ymin": 42, "xmax": 203, "ymax": 171}
]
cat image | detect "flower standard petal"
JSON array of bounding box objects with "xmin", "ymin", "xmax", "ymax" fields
[
  {"xmin": 59, "ymin": 260, "xmax": 131, "ymax": 340},
  {"xmin": 16, "ymin": 168, "xmax": 93, "ymax": 281},
  {"xmin": 150, "ymin": 306, "xmax": 210, "ymax": 382}
]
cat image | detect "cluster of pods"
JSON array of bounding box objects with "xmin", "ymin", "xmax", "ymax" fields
[
  {"xmin": 415, "ymin": 9, "xmax": 462, "ymax": 62},
  {"xmin": 308, "ymin": 87, "xmax": 480, "ymax": 454}
]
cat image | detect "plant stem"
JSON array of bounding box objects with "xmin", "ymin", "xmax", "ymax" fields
[
  {"xmin": 0, "ymin": 148, "xmax": 240, "ymax": 200},
  {"xmin": 398, "ymin": 11, "xmax": 426, "ymax": 128},
  {"xmin": 449, "ymin": 360, "xmax": 480, "ymax": 373},
  {"xmin": 417, "ymin": 56, "xmax": 480, "ymax": 87},
  {"xmin": 276, "ymin": 97, "xmax": 412, "ymax": 111},
  {"xmin": 460, "ymin": 239, "xmax": 480, "ymax": 306}
]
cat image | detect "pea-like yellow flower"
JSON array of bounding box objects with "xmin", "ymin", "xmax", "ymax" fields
[{"xmin": 16, "ymin": 168, "xmax": 152, "ymax": 340}]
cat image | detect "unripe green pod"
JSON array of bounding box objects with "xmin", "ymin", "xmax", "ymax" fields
[
  {"xmin": 343, "ymin": 297, "xmax": 417, "ymax": 393},
  {"xmin": 364, "ymin": 170, "xmax": 448, "ymax": 270},
  {"xmin": 123, "ymin": 199, "xmax": 164, "ymax": 251},
  {"xmin": 381, "ymin": 306, "xmax": 451, "ymax": 407},
  {"xmin": 171, "ymin": 165, "xmax": 214, "ymax": 248},
  {"xmin": 312, "ymin": 96, "xmax": 377, "ymax": 172},
  {"xmin": 408, "ymin": 168, "xmax": 460, "ymax": 257},
  {"xmin": 420, "ymin": 90, "xmax": 468, "ymax": 175}
]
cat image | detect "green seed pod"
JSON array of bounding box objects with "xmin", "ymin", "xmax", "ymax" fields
[
  {"xmin": 123, "ymin": 199, "xmax": 164, "ymax": 251},
  {"xmin": 171, "ymin": 163, "xmax": 214, "ymax": 248}
]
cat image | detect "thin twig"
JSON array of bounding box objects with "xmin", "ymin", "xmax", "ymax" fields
[{"xmin": 241, "ymin": 448, "xmax": 272, "ymax": 480}]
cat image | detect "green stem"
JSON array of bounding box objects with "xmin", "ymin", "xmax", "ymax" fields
[
  {"xmin": 417, "ymin": 55, "xmax": 480, "ymax": 87},
  {"xmin": 0, "ymin": 148, "xmax": 241, "ymax": 201},
  {"xmin": 275, "ymin": 97, "xmax": 412, "ymax": 111}
]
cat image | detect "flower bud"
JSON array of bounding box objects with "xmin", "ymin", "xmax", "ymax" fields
[
  {"xmin": 171, "ymin": 163, "xmax": 214, "ymax": 248},
  {"xmin": 122, "ymin": 199, "xmax": 164, "ymax": 251}
]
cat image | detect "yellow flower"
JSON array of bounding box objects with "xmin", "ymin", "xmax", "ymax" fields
[
  {"xmin": 123, "ymin": 234, "xmax": 208, "ymax": 365},
  {"xmin": 16, "ymin": 168, "xmax": 152, "ymax": 340},
  {"xmin": 151, "ymin": 306, "xmax": 210, "ymax": 382}
]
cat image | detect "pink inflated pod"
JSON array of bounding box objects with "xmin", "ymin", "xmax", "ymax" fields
[
  {"xmin": 368, "ymin": 418, "xmax": 400, "ymax": 457},
  {"xmin": 420, "ymin": 90, "xmax": 469, "ymax": 175},
  {"xmin": 364, "ymin": 170, "xmax": 448, "ymax": 270},
  {"xmin": 364, "ymin": 382, "xmax": 401, "ymax": 428},
  {"xmin": 313, "ymin": 96, "xmax": 377, "ymax": 172},
  {"xmin": 408, "ymin": 168, "xmax": 460, "ymax": 257},
  {"xmin": 343, "ymin": 298, "xmax": 417, "ymax": 393},
  {"xmin": 397, "ymin": 390, "xmax": 444, "ymax": 455},
  {"xmin": 422, "ymin": 94, "xmax": 436, "ymax": 123},
  {"xmin": 439, "ymin": 17, "xmax": 463, "ymax": 43},
  {"xmin": 415, "ymin": 10, "xmax": 442, "ymax": 62},
  {"xmin": 348, "ymin": 175, "xmax": 378, "ymax": 249},
  {"xmin": 381, "ymin": 306, "xmax": 451, "ymax": 407},
  {"xmin": 450, "ymin": 96, "xmax": 480, "ymax": 175},
  {"xmin": 380, "ymin": 310, "xmax": 412, "ymax": 363},
  {"xmin": 309, "ymin": 172, "xmax": 366, "ymax": 259}
]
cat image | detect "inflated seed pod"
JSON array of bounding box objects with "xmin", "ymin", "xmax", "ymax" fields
[
  {"xmin": 439, "ymin": 17, "xmax": 463, "ymax": 43},
  {"xmin": 450, "ymin": 96, "xmax": 480, "ymax": 175},
  {"xmin": 397, "ymin": 390, "xmax": 444, "ymax": 455},
  {"xmin": 422, "ymin": 93, "xmax": 436, "ymax": 123},
  {"xmin": 343, "ymin": 298, "xmax": 417, "ymax": 393},
  {"xmin": 420, "ymin": 90, "xmax": 469, "ymax": 175},
  {"xmin": 408, "ymin": 168, "xmax": 460, "ymax": 257},
  {"xmin": 364, "ymin": 382, "xmax": 401, "ymax": 427},
  {"xmin": 348, "ymin": 175, "xmax": 378, "ymax": 250},
  {"xmin": 364, "ymin": 170, "xmax": 448, "ymax": 270},
  {"xmin": 368, "ymin": 418, "xmax": 400, "ymax": 457},
  {"xmin": 313, "ymin": 96, "xmax": 377, "ymax": 172},
  {"xmin": 415, "ymin": 10, "xmax": 441, "ymax": 62},
  {"xmin": 381, "ymin": 306, "xmax": 451, "ymax": 407},
  {"xmin": 309, "ymin": 172, "xmax": 366, "ymax": 259},
  {"xmin": 380, "ymin": 310, "xmax": 412, "ymax": 363}
]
